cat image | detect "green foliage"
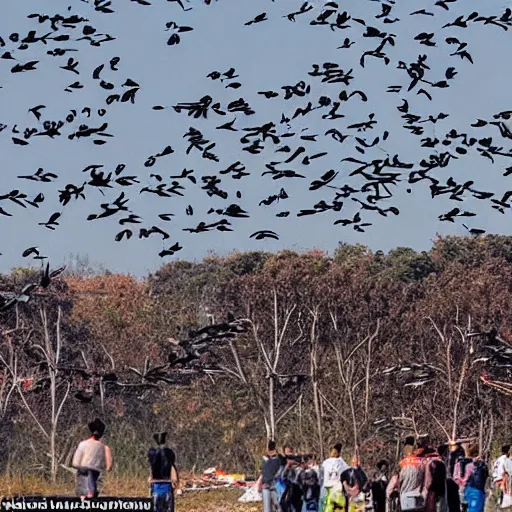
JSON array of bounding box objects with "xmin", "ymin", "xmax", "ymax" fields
[
  {"xmin": 333, "ymin": 242, "xmax": 372, "ymax": 265},
  {"xmin": 377, "ymin": 247, "xmax": 439, "ymax": 282},
  {"xmin": 432, "ymin": 234, "xmax": 512, "ymax": 267}
]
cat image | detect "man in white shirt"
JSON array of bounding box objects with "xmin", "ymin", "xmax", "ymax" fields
[
  {"xmin": 319, "ymin": 443, "xmax": 349, "ymax": 512},
  {"xmin": 72, "ymin": 418, "xmax": 113, "ymax": 498},
  {"xmin": 496, "ymin": 446, "xmax": 512, "ymax": 508},
  {"xmin": 492, "ymin": 445, "xmax": 510, "ymax": 485}
]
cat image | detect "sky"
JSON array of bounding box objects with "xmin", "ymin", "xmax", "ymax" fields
[{"xmin": 0, "ymin": 0, "xmax": 511, "ymax": 276}]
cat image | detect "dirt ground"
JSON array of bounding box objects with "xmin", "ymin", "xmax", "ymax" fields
[
  {"xmin": 176, "ymin": 489, "xmax": 258, "ymax": 512},
  {"xmin": 0, "ymin": 476, "xmax": 258, "ymax": 512}
]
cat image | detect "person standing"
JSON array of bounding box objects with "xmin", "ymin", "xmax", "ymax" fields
[
  {"xmin": 491, "ymin": 444, "xmax": 510, "ymax": 508},
  {"xmin": 298, "ymin": 456, "xmax": 321, "ymax": 512},
  {"xmin": 501, "ymin": 449, "xmax": 512, "ymax": 509},
  {"xmin": 454, "ymin": 445, "xmax": 488, "ymax": 512},
  {"xmin": 371, "ymin": 460, "xmax": 390, "ymax": 512},
  {"xmin": 453, "ymin": 444, "xmax": 473, "ymax": 512},
  {"xmin": 257, "ymin": 440, "xmax": 285, "ymax": 512},
  {"xmin": 319, "ymin": 443, "xmax": 349, "ymax": 512},
  {"xmin": 423, "ymin": 446, "xmax": 448, "ymax": 512},
  {"xmin": 438, "ymin": 444, "xmax": 460, "ymax": 512},
  {"xmin": 148, "ymin": 432, "xmax": 179, "ymax": 512},
  {"xmin": 72, "ymin": 418, "xmax": 113, "ymax": 498},
  {"xmin": 341, "ymin": 456, "xmax": 369, "ymax": 512},
  {"xmin": 397, "ymin": 438, "xmax": 428, "ymax": 512},
  {"xmin": 281, "ymin": 446, "xmax": 303, "ymax": 512},
  {"xmin": 448, "ymin": 443, "xmax": 465, "ymax": 480}
]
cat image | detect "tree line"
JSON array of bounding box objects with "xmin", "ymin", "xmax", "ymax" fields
[{"xmin": 1, "ymin": 235, "xmax": 512, "ymax": 482}]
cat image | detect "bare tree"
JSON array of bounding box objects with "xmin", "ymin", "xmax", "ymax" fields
[
  {"xmin": 241, "ymin": 286, "xmax": 301, "ymax": 439},
  {"xmin": 211, "ymin": 277, "xmax": 307, "ymax": 441},
  {"xmin": 330, "ymin": 313, "xmax": 380, "ymax": 456},
  {"xmin": 308, "ymin": 305, "xmax": 324, "ymax": 460},
  {"xmin": 426, "ymin": 312, "xmax": 482, "ymax": 442},
  {"xmin": 0, "ymin": 305, "xmax": 71, "ymax": 482}
]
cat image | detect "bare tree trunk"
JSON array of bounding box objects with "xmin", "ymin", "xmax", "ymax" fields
[
  {"xmin": 309, "ymin": 310, "xmax": 324, "ymax": 460},
  {"xmin": 269, "ymin": 375, "xmax": 275, "ymax": 440},
  {"xmin": 50, "ymin": 425, "xmax": 57, "ymax": 483},
  {"xmin": 334, "ymin": 344, "xmax": 359, "ymax": 454},
  {"xmin": 364, "ymin": 320, "xmax": 379, "ymax": 423},
  {"xmin": 452, "ymin": 357, "xmax": 468, "ymax": 441},
  {"xmin": 298, "ymin": 395, "xmax": 304, "ymax": 451},
  {"xmin": 312, "ymin": 380, "xmax": 323, "ymax": 460}
]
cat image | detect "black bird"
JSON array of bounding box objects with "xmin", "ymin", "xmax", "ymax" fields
[
  {"xmin": 38, "ymin": 212, "xmax": 61, "ymax": 230},
  {"xmin": 245, "ymin": 13, "xmax": 268, "ymax": 26},
  {"xmin": 29, "ymin": 105, "xmax": 46, "ymax": 121},
  {"xmin": 159, "ymin": 242, "xmax": 183, "ymax": 257},
  {"xmin": 250, "ymin": 230, "xmax": 279, "ymax": 240}
]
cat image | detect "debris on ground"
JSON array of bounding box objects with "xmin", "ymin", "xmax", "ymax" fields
[
  {"xmin": 179, "ymin": 468, "xmax": 251, "ymax": 492},
  {"xmin": 238, "ymin": 485, "xmax": 262, "ymax": 503}
]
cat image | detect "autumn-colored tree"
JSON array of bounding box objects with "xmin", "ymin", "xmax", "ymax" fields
[
  {"xmin": 66, "ymin": 274, "xmax": 158, "ymax": 368},
  {"xmin": 1, "ymin": 238, "xmax": 512, "ymax": 480}
]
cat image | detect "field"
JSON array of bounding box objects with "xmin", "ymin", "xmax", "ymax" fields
[{"xmin": 0, "ymin": 476, "xmax": 257, "ymax": 512}]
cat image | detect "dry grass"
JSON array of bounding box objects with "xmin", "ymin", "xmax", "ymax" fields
[{"xmin": 0, "ymin": 476, "xmax": 258, "ymax": 512}]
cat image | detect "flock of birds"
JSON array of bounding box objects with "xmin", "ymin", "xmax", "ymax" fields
[
  {"xmin": 0, "ymin": 0, "xmax": 510, "ymax": 264},
  {"xmin": 1, "ymin": 0, "xmax": 512, "ymax": 400},
  {"xmin": 378, "ymin": 325, "xmax": 512, "ymax": 410}
]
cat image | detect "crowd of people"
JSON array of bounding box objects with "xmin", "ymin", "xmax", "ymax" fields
[
  {"xmin": 67, "ymin": 418, "xmax": 512, "ymax": 512},
  {"xmin": 257, "ymin": 436, "xmax": 512, "ymax": 512}
]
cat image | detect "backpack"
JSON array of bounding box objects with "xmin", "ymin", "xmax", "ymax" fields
[
  {"xmin": 301, "ymin": 468, "xmax": 319, "ymax": 489},
  {"xmin": 148, "ymin": 447, "xmax": 176, "ymax": 480},
  {"xmin": 466, "ymin": 461, "xmax": 488, "ymax": 491},
  {"xmin": 428, "ymin": 459, "xmax": 447, "ymax": 497}
]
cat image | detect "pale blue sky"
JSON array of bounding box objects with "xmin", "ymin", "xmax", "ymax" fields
[{"xmin": 0, "ymin": 0, "xmax": 511, "ymax": 275}]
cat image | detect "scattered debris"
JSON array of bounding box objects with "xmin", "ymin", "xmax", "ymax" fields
[{"xmin": 238, "ymin": 484, "xmax": 262, "ymax": 503}]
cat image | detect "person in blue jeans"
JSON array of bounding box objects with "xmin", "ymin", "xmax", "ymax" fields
[
  {"xmin": 148, "ymin": 432, "xmax": 180, "ymax": 512},
  {"xmin": 257, "ymin": 440, "xmax": 285, "ymax": 512},
  {"xmin": 458, "ymin": 445, "xmax": 488, "ymax": 512}
]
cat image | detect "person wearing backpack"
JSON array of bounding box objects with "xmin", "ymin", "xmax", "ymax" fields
[
  {"xmin": 423, "ymin": 446, "xmax": 448, "ymax": 512},
  {"xmin": 298, "ymin": 456, "xmax": 321, "ymax": 512},
  {"xmin": 453, "ymin": 445, "xmax": 473, "ymax": 512},
  {"xmin": 148, "ymin": 432, "xmax": 180, "ymax": 512},
  {"xmin": 281, "ymin": 446, "xmax": 304, "ymax": 512},
  {"xmin": 456, "ymin": 445, "xmax": 488, "ymax": 512},
  {"xmin": 341, "ymin": 456, "xmax": 369, "ymax": 512}
]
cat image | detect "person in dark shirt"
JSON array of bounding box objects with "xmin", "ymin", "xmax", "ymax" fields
[
  {"xmin": 258, "ymin": 440, "xmax": 284, "ymax": 512},
  {"xmin": 281, "ymin": 445, "xmax": 303, "ymax": 512},
  {"xmin": 448, "ymin": 443, "xmax": 465, "ymax": 479},
  {"xmin": 438, "ymin": 444, "xmax": 460, "ymax": 512},
  {"xmin": 371, "ymin": 460, "xmax": 389, "ymax": 512},
  {"xmin": 148, "ymin": 432, "xmax": 179, "ymax": 512},
  {"xmin": 341, "ymin": 457, "xmax": 369, "ymax": 512},
  {"xmin": 298, "ymin": 457, "xmax": 320, "ymax": 512},
  {"xmin": 424, "ymin": 446, "xmax": 447, "ymax": 512}
]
